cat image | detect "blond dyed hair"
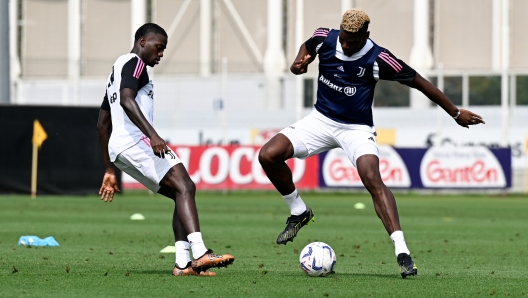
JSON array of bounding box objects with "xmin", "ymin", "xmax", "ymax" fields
[{"xmin": 341, "ymin": 9, "xmax": 370, "ymax": 33}]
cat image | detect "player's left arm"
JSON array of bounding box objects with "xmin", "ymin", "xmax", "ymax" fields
[
  {"xmin": 96, "ymin": 94, "xmax": 120, "ymax": 202},
  {"xmin": 377, "ymin": 49, "xmax": 485, "ymax": 128},
  {"xmin": 120, "ymin": 58, "xmax": 171, "ymax": 158},
  {"xmin": 407, "ymin": 73, "xmax": 485, "ymax": 128}
]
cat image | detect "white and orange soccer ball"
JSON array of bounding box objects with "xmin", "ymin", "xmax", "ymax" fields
[{"xmin": 299, "ymin": 242, "xmax": 336, "ymax": 277}]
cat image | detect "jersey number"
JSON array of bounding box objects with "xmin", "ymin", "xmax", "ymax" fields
[
  {"xmin": 110, "ymin": 92, "xmax": 117, "ymax": 103},
  {"xmin": 108, "ymin": 67, "xmax": 117, "ymax": 104}
]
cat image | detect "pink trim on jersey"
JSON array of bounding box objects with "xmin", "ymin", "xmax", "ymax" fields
[
  {"xmin": 140, "ymin": 135, "xmax": 151, "ymax": 147},
  {"xmin": 133, "ymin": 59, "xmax": 145, "ymax": 79},
  {"xmin": 378, "ymin": 52, "xmax": 402, "ymax": 72},
  {"xmin": 312, "ymin": 28, "xmax": 329, "ymax": 38}
]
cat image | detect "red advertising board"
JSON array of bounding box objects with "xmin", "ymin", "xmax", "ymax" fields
[{"xmin": 123, "ymin": 145, "xmax": 319, "ymax": 190}]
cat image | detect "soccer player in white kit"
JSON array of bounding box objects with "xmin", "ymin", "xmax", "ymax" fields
[{"xmin": 97, "ymin": 23, "xmax": 234, "ymax": 276}]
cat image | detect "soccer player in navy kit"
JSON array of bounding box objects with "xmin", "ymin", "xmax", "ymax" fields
[
  {"xmin": 97, "ymin": 23, "xmax": 234, "ymax": 276},
  {"xmin": 258, "ymin": 9, "xmax": 485, "ymax": 278}
]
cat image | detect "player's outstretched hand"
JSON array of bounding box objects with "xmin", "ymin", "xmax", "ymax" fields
[
  {"xmin": 290, "ymin": 54, "xmax": 312, "ymax": 75},
  {"xmin": 455, "ymin": 109, "xmax": 486, "ymax": 128},
  {"xmin": 150, "ymin": 134, "xmax": 172, "ymax": 158},
  {"xmin": 99, "ymin": 172, "xmax": 120, "ymax": 202}
]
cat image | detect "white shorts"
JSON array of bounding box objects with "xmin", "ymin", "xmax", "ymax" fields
[
  {"xmin": 280, "ymin": 109, "xmax": 378, "ymax": 168},
  {"xmin": 114, "ymin": 138, "xmax": 181, "ymax": 192}
]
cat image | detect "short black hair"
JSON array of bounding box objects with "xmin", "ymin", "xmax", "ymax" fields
[{"xmin": 134, "ymin": 23, "xmax": 167, "ymax": 42}]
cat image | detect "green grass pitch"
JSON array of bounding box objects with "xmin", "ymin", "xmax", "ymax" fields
[{"xmin": 1, "ymin": 191, "xmax": 527, "ymax": 297}]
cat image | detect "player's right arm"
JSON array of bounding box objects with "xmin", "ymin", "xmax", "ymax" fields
[
  {"xmin": 290, "ymin": 44, "xmax": 313, "ymax": 75},
  {"xmin": 97, "ymin": 93, "xmax": 120, "ymax": 202},
  {"xmin": 290, "ymin": 28, "xmax": 328, "ymax": 75}
]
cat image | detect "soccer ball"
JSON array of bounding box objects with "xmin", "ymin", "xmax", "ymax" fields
[{"xmin": 299, "ymin": 242, "xmax": 336, "ymax": 277}]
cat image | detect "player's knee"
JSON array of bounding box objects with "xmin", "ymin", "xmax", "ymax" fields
[
  {"xmin": 258, "ymin": 146, "xmax": 275, "ymax": 166},
  {"xmin": 180, "ymin": 179, "xmax": 196, "ymax": 196},
  {"xmin": 169, "ymin": 178, "xmax": 196, "ymax": 196},
  {"xmin": 360, "ymin": 170, "xmax": 382, "ymax": 188}
]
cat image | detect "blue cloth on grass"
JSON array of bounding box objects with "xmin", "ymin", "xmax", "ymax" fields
[{"xmin": 18, "ymin": 236, "xmax": 60, "ymax": 246}]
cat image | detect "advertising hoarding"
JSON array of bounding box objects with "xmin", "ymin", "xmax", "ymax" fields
[
  {"xmin": 123, "ymin": 145, "xmax": 319, "ymax": 190},
  {"xmin": 319, "ymin": 146, "xmax": 511, "ymax": 189}
]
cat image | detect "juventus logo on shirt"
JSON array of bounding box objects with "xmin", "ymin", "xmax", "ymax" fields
[{"xmin": 357, "ymin": 67, "xmax": 365, "ymax": 77}]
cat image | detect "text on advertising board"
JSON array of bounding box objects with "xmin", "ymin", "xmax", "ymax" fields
[
  {"xmin": 169, "ymin": 146, "xmax": 318, "ymax": 189},
  {"xmin": 420, "ymin": 147, "xmax": 506, "ymax": 187},
  {"xmin": 321, "ymin": 146, "xmax": 411, "ymax": 187}
]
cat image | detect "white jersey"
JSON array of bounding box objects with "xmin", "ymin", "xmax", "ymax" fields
[{"xmin": 104, "ymin": 53, "xmax": 154, "ymax": 162}]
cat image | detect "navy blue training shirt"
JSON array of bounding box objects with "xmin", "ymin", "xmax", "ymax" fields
[{"xmin": 305, "ymin": 28, "xmax": 417, "ymax": 126}]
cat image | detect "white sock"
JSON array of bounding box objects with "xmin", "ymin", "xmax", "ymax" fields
[
  {"xmin": 187, "ymin": 232, "xmax": 207, "ymax": 259},
  {"xmin": 175, "ymin": 241, "xmax": 191, "ymax": 268},
  {"xmin": 390, "ymin": 230, "xmax": 411, "ymax": 256},
  {"xmin": 282, "ymin": 189, "xmax": 307, "ymax": 215}
]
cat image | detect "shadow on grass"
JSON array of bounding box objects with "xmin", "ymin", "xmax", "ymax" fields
[
  {"xmin": 133, "ymin": 270, "xmax": 409, "ymax": 280},
  {"xmin": 268, "ymin": 269, "xmax": 416, "ymax": 280},
  {"xmin": 290, "ymin": 273, "xmax": 402, "ymax": 280},
  {"xmin": 338, "ymin": 273, "xmax": 401, "ymax": 279},
  {"xmin": 135, "ymin": 270, "xmax": 170, "ymax": 275}
]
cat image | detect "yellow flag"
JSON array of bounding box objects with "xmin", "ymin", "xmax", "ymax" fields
[{"xmin": 32, "ymin": 120, "xmax": 47, "ymax": 148}]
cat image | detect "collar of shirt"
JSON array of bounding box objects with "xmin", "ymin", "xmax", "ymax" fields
[{"xmin": 335, "ymin": 38, "xmax": 374, "ymax": 61}]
